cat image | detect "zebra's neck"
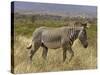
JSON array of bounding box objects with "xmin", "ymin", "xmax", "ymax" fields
[{"xmin": 68, "ymin": 28, "xmax": 80, "ymax": 45}]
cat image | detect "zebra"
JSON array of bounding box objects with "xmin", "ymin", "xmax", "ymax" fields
[{"xmin": 27, "ymin": 23, "xmax": 88, "ymax": 62}]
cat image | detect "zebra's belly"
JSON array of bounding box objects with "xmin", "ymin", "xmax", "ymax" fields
[{"xmin": 43, "ymin": 41, "xmax": 61, "ymax": 49}]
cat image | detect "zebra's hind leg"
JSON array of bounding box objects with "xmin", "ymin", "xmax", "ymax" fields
[
  {"xmin": 29, "ymin": 42, "xmax": 40, "ymax": 61},
  {"xmin": 30, "ymin": 49, "xmax": 36, "ymax": 61},
  {"xmin": 41, "ymin": 43, "xmax": 48, "ymax": 60}
]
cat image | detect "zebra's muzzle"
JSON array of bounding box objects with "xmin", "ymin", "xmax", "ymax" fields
[
  {"xmin": 84, "ymin": 44, "xmax": 88, "ymax": 48},
  {"xmin": 83, "ymin": 42, "xmax": 88, "ymax": 48}
]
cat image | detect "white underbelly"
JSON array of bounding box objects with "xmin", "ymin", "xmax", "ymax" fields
[{"xmin": 43, "ymin": 41, "xmax": 61, "ymax": 49}]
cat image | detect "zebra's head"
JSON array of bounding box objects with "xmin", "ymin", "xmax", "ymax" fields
[{"xmin": 78, "ymin": 23, "xmax": 88, "ymax": 48}]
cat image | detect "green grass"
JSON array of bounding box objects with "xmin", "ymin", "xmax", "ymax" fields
[
  {"xmin": 87, "ymin": 25, "xmax": 97, "ymax": 46},
  {"xmin": 14, "ymin": 19, "xmax": 66, "ymax": 37}
]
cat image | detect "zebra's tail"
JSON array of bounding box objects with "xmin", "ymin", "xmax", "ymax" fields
[{"xmin": 27, "ymin": 43, "xmax": 32, "ymax": 49}]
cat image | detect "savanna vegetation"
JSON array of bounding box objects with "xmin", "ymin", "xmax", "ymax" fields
[{"xmin": 13, "ymin": 13, "xmax": 97, "ymax": 73}]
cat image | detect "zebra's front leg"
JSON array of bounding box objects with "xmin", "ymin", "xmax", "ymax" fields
[
  {"xmin": 41, "ymin": 44, "xmax": 48, "ymax": 60},
  {"xmin": 62, "ymin": 47, "xmax": 67, "ymax": 62},
  {"xmin": 68, "ymin": 47, "xmax": 74, "ymax": 62}
]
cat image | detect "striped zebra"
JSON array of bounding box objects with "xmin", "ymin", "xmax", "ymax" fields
[{"xmin": 27, "ymin": 23, "xmax": 88, "ymax": 62}]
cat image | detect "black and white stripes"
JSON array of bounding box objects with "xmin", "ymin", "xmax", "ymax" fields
[{"xmin": 27, "ymin": 24, "xmax": 88, "ymax": 62}]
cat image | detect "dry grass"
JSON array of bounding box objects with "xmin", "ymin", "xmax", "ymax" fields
[{"xmin": 13, "ymin": 35, "xmax": 97, "ymax": 74}]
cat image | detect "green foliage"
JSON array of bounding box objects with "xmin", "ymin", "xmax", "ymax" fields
[{"xmin": 14, "ymin": 15, "xmax": 65, "ymax": 37}]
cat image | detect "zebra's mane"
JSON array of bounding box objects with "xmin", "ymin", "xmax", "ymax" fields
[{"xmin": 63, "ymin": 26, "xmax": 84, "ymax": 44}]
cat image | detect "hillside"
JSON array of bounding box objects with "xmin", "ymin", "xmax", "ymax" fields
[{"xmin": 13, "ymin": 1, "xmax": 97, "ymax": 18}]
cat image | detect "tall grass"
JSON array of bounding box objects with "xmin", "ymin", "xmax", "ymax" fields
[{"xmin": 14, "ymin": 35, "xmax": 97, "ymax": 73}]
